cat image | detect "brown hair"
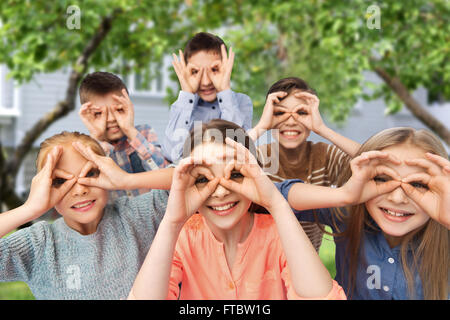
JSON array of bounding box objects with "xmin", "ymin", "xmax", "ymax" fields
[
  {"xmin": 36, "ymin": 131, "xmax": 105, "ymax": 171},
  {"xmin": 329, "ymin": 127, "xmax": 449, "ymax": 299},
  {"xmin": 79, "ymin": 71, "xmax": 129, "ymax": 104},
  {"xmin": 184, "ymin": 32, "xmax": 227, "ymax": 63},
  {"xmin": 267, "ymin": 77, "xmax": 317, "ymax": 98}
]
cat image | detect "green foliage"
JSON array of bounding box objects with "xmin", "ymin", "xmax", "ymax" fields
[{"xmin": 1, "ymin": 0, "xmax": 448, "ymax": 123}]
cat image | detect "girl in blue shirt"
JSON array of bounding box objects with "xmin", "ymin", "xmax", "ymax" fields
[{"xmin": 277, "ymin": 127, "xmax": 449, "ymax": 299}]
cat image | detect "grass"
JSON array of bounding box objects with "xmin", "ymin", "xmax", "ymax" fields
[{"xmin": 0, "ymin": 228, "xmax": 337, "ymax": 300}]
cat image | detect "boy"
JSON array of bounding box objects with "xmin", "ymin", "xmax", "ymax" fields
[
  {"xmin": 78, "ymin": 71, "xmax": 168, "ymax": 201},
  {"xmin": 249, "ymin": 77, "xmax": 361, "ymax": 251},
  {"xmin": 161, "ymin": 32, "xmax": 253, "ymax": 162}
]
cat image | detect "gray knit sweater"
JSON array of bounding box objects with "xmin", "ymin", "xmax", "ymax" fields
[{"xmin": 0, "ymin": 189, "xmax": 168, "ymax": 300}]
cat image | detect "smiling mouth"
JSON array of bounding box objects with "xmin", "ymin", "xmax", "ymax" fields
[
  {"xmin": 71, "ymin": 200, "xmax": 96, "ymax": 210},
  {"xmin": 200, "ymin": 87, "xmax": 216, "ymax": 94},
  {"xmin": 280, "ymin": 130, "xmax": 301, "ymax": 139},
  {"xmin": 380, "ymin": 207, "xmax": 414, "ymax": 218},
  {"xmin": 207, "ymin": 201, "xmax": 239, "ymax": 215}
]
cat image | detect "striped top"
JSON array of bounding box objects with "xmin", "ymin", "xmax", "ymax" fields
[{"xmin": 258, "ymin": 141, "xmax": 350, "ymax": 251}]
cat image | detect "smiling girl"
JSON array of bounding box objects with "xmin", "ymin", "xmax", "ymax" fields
[
  {"xmin": 128, "ymin": 120, "xmax": 346, "ymax": 300},
  {"xmin": 277, "ymin": 127, "xmax": 449, "ymax": 299},
  {"xmin": 0, "ymin": 131, "xmax": 173, "ymax": 299}
]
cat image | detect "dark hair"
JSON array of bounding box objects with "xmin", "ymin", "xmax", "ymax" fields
[
  {"xmin": 79, "ymin": 71, "xmax": 129, "ymax": 104},
  {"xmin": 267, "ymin": 77, "xmax": 317, "ymax": 98},
  {"xmin": 184, "ymin": 32, "xmax": 227, "ymax": 63}
]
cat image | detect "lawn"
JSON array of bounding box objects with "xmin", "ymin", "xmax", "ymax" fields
[{"xmin": 0, "ymin": 228, "xmax": 336, "ymax": 300}]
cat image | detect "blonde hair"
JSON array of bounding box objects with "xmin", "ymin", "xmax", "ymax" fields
[
  {"xmin": 329, "ymin": 127, "xmax": 449, "ymax": 300},
  {"xmin": 36, "ymin": 131, "xmax": 105, "ymax": 171}
]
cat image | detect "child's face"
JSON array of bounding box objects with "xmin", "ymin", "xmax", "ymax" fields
[
  {"xmin": 187, "ymin": 51, "xmax": 221, "ymax": 102},
  {"xmin": 365, "ymin": 144, "xmax": 431, "ymax": 245},
  {"xmin": 88, "ymin": 92, "xmax": 125, "ymax": 142},
  {"xmin": 53, "ymin": 145, "xmax": 108, "ymax": 235},
  {"xmin": 271, "ymin": 91, "xmax": 311, "ymax": 149},
  {"xmin": 191, "ymin": 142, "xmax": 252, "ymax": 232}
]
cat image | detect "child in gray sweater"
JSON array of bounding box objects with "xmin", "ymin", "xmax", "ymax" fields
[{"xmin": 0, "ymin": 131, "xmax": 173, "ymax": 299}]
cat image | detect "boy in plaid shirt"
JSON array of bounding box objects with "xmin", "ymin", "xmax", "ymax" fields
[{"xmin": 78, "ymin": 72, "xmax": 168, "ymax": 201}]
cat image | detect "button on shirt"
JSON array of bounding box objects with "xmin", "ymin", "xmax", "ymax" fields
[
  {"xmin": 276, "ymin": 179, "xmax": 429, "ymax": 300},
  {"xmin": 161, "ymin": 90, "xmax": 253, "ymax": 163}
]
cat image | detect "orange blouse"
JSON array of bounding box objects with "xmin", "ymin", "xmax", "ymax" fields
[{"xmin": 167, "ymin": 214, "xmax": 346, "ymax": 300}]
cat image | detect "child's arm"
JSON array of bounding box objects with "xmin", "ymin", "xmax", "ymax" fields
[
  {"xmin": 0, "ymin": 146, "xmax": 76, "ymax": 238},
  {"xmin": 128, "ymin": 157, "xmax": 219, "ymax": 299},
  {"xmin": 292, "ymin": 91, "xmax": 360, "ymax": 157},
  {"xmin": 402, "ymin": 153, "xmax": 450, "ymax": 229},
  {"xmin": 286, "ymin": 150, "xmax": 403, "ymax": 211},
  {"xmin": 72, "ymin": 142, "xmax": 173, "ymax": 190},
  {"xmin": 220, "ymin": 138, "xmax": 336, "ymax": 298}
]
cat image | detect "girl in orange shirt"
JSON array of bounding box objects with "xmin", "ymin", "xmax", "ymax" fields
[{"xmin": 128, "ymin": 120, "xmax": 346, "ymax": 300}]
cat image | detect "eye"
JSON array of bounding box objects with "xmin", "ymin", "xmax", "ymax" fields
[
  {"xmin": 230, "ymin": 171, "xmax": 244, "ymax": 180},
  {"xmin": 296, "ymin": 109, "xmax": 308, "ymax": 116},
  {"xmin": 116, "ymin": 108, "xmax": 124, "ymax": 113},
  {"xmin": 373, "ymin": 175, "xmax": 391, "ymax": 183},
  {"xmin": 191, "ymin": 69, "xmax": 199, "ymax": 75},
  {"xmin": 52, "ymin": 177, "xmax": 67, "ymax": 188},
  {"xmin": 195, "ymin": 175, "xmax": 209, "ymax": 185},
  {"xmin": 273, "ymin": 111, "xmax": 285, "ymax": 117},
  {"xmin": 85, "ymin": 168, "xmax": 100, "ymax": 178},
  {"xmin": 94, "ymin": 112, "xmax": 102, "ymax": 118},
  {"xmin": 409, "ymin": 181, "xmax": 429, "ymax": 190},
  {"xmin": 211, "ymin": 67, "xmax": 219, "ymax": 73}
]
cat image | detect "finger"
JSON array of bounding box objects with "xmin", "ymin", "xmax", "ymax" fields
[
  {"xmin": 177, "ymin": 157, "xmax": 196, "ymax": 174},
  {"xmin": 53, "ymin": 169, "xmax": 74, "ymax": 180},
  {"xmin": 425, "ymin": 152, "xmax": 450, "ymax": 169},
  {"xmin": 226, "ymin": 47, "xmax": 234, "ymax": 74},
  {"xmin": 179, "ymin": 49, "xmax": 186, "ymax": 68},
  {"xmin": 221, "ymin": 44, "xmax": 228, "ymax": 63},
  {"xmin": 72, "ymin": 142, "xmax": 100, "ymax": 164},
  {"xmin": 190, "ymin": 166, "xmax": 215, "ymax": 182},
  {"xmin": 223, "ymin": 160, "xmax": 237, "ymax": 180},
  {"xmin": 76, "ymin": 177, "xmax": 101, "ymax": 188},
  {"xmin": 79, "ymin": 161, "xmax": 96, "ymax": 178},
  {"xmin": 218, "ymin": 177, "xmax": 242, "ymax": 194},
  {"xmin": 54, "ymin": 177, "xmax": 77, "ymax": 199},
  {"xmin": 294, "ymin": 91, "xmax": 318, "ymax": 102},
  {"xmin": 375, "ymin": 164, "xmax": 402, "ymax": 181},
  {"xmin": 400, "ymin": 182, "xmax": 424, "ymax": 203},
  {"xmin": 405, "ymin": 158, "xmax": 441, "ymax": 176},
  {"xmin": 376, "ymin": 180, "xmax": 402, "ymax": 195},
  {"xmin": 198, "ymin": 177, "xmax": 220, "ymax": 200},
  {"xmin": 402, "ymin": 172, "xmax": 431, "ymax": 185}
]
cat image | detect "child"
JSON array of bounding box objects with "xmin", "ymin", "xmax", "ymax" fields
[
  {"xmin": 0, "ymin": 131, "xmax": 173, "ymax": 299},
  {"xmin": 78, "ymin": 71, "xmax": 168, "ymax": 201},
  {"xmin": 248, "ymin": 77, "xmax": 361, "ymax": 252},
  {"xmin": 276, "ymin": 127, "xmax": 450, "ymax": 299},
  {"xmin": 161, "ymin": 32, "xmax": 253, "ymax": 163},
  {"xmin": 128, "ymin": 120, "xmax": 346, "ymax": 300}
]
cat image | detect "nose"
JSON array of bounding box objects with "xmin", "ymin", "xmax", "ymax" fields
[
  {"xmin": 71, "ymin": 181, "xmax": 90, "ymax": 197},
  {"xmin": 201, "ymin": 68, "xmax": 212, "ymax": 87},
  {"xmin": 106, "ymin": 106, "xmax": 116, "ymax": 123},
  {"xmin": 285, "ymin": 114, "xmax": 297, "ymax": 124},
  {"xmin": 211, "ymin": 183, "xmax": 230, "ymax": 199},
  {"xmin": 386, "ymin": 186, "xmax": 409, "ymax": 204}
]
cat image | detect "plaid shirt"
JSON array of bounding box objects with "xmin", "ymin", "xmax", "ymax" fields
[{"xmin": 101, "ymin": 124, "xmax": 169, "ymax": 202}]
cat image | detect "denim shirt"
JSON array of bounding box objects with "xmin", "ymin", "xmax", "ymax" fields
[
  {"xmin": 276, "ymin": 179, "xmax": 429, "ymax": 300},
  {"xmin": 161, "ymin": 90, "xmax": 253, "ymax": 163}
]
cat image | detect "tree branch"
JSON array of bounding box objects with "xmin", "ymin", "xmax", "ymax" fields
[
  {"xmin": 4, "ymin": 10, "xmax": 120, "ymax": 181},
  {"xmin": 373, "ymin": 66, "xmax": 450, "ymax": 146}
]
